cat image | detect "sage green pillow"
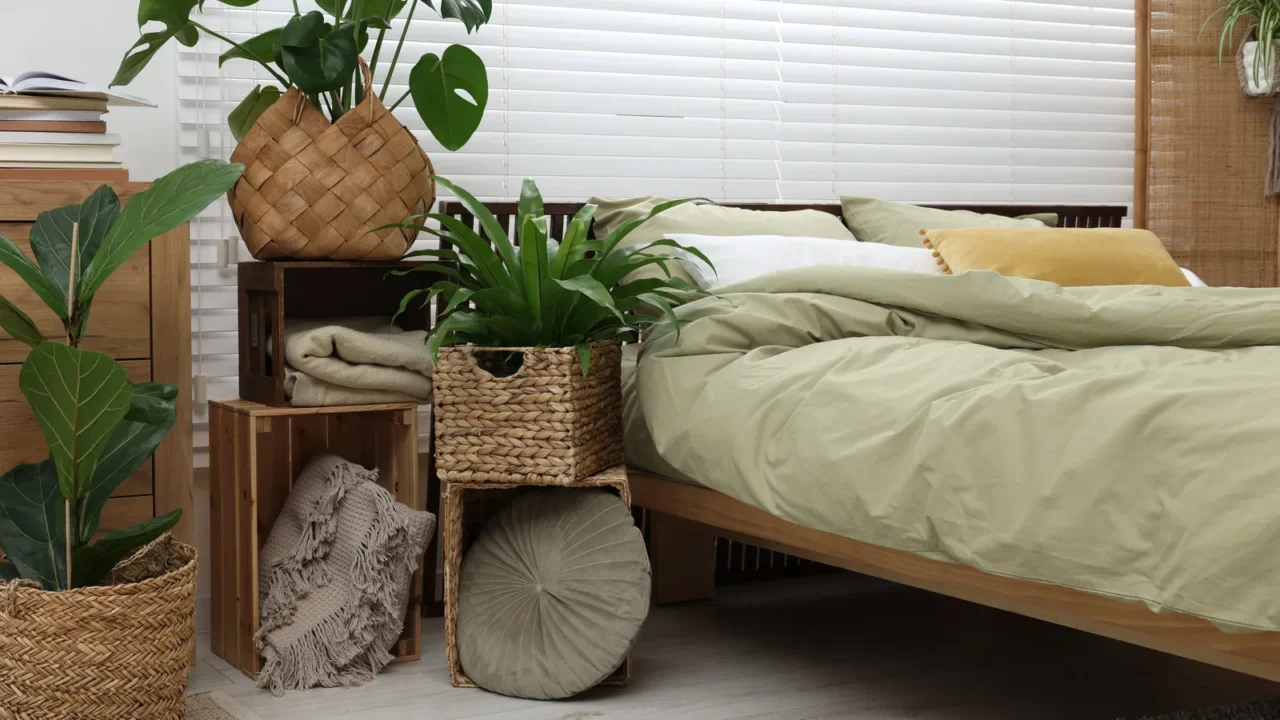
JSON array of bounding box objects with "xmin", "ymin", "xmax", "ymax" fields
[
  {"xmin": 456, "ymin": 488, "xmax": 650, "ymax": 700},
  {"xmin": 589, "ymin": 197, "xmax": 855, "ymax": 284},
  {"xmin": 840, "ymin": 196, "xmax": 1052, "ymax": 247}
]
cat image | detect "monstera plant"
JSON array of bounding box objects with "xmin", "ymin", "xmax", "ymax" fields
[
  {"xmin": 112, "ymin": 0, "xmax": 491, "ymax": 151},
  {"xmin": 0, "ymin": 159, "xmax": 243, "ymax": 590}
]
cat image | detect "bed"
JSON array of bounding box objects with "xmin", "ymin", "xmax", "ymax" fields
[{"xmin": 441, "ymin": 200, "xmax": 1280, "ymax": 684}]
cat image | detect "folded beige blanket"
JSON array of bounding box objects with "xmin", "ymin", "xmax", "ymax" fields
[{"xmin": 283, "ymin": 317, "xmax": 434, "ymax": 406}]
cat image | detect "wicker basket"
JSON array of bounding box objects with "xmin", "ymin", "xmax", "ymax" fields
[
  {"xmin": 434, "ymin": 340, "xmax": 624, "ymax": 485},
  {"xmin": 0, "ymin": 540, "xmax": 198, "ymax": 720},
  {"xmin": 442, "ymin": 469, "xmax": 633, "ymax": 689},
  {"xmin": 227, "ymin": 60, "xmax": 434, "ymax": 261},
  {"xmin": 1238, "ymin": 29, "xmax": 1280, "ymax": 98}
]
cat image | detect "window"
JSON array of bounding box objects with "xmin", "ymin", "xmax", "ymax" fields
[{"xmin": 180, "ymin": 0, "xmax": 1136, "ymax": 463}]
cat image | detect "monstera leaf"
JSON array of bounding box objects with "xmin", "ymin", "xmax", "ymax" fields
[
  {"xmin": 228, "ymin": 85, "xmax": 283, "ymax": 142},
  {"xmin": 112, "ymin": 0, "xmax": 200, "ymax": 86},
  {"xmin": 0, "ymin": 459, "xmax": 66, "ymax": 591},
  {"xmin": 318, "ymin": 0, "xmax": 407, "ymax": 22},
  {"xmin": 409, "ymin": 44, "xmax": 489, "ymax": 151},
  {"xmin": 280, "ymin": 11, "xmax": 360, "ymax": 94},
  {"xmin": 29, "ymin": 185, "xmax": 121, "ymax": 307},
  {"xmin": 78, "ymin": 159, "xmax": 244, "ymax": 304},
  {"xmin": 219, "ymin": 27, "xmax": 282, "ymax": 68},
  {"xmin": 424, "ymin": 0, "xmax": 492, "ymax": 33},
  {"xmin": 79, "ymin": 383, "xmax": 177, "ymax": 541},
  {"xmin": 19, "ymin": 343, "xmax": 133, "ymax": 502}
]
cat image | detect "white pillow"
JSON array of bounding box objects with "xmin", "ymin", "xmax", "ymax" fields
[
  {"xmin": 664, "ymin": 233, "xmax": 942, "ymax": 290},
  {"xmin": 1181, "ymin": 268, "xmax": 1208, "ymax": 287}
]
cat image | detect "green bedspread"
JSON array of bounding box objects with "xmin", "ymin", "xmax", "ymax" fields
[{"xmin": 625, "ymin": 266, "xmax": 1280, "ymax": 631}]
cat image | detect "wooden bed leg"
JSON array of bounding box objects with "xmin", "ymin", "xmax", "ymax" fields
[{"xmin": 648, "ymin": 511, "xmax": 717, "ymax": 605}]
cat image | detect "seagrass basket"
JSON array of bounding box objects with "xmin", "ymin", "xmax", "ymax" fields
[
  {"xmin": 0, "ymin": 540, "xmax": 198, "ymax": 720},
  {"xmin": 227, "ymin": 60, "xmax": 434, "ymax": 261},
  {"xmin": 441, "ymin": 470, "xmax": 633, "ymax": 690},
  {"xmin": 434, "ymin": 340, "xmax": 624, "ymax": 485}
]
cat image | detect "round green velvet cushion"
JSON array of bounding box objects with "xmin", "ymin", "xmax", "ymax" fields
[{"xmin": 456, "ymin": 488, "xmax": 651, "ymax": 700}]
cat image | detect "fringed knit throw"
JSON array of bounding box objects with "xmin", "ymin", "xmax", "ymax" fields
[{"xmin": 254, "ymin": 454, "xmax": 435, "ymax": 696}]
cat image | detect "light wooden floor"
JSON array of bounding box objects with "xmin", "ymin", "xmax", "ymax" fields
[{"xmin": 191, "ymin": 574, "xmax": 1279, "ymax": 719}]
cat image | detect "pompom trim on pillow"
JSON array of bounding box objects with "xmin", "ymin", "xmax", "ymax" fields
[{"xmin": 919, "ymin": 229, "xmax": 953, "ymax": 274}]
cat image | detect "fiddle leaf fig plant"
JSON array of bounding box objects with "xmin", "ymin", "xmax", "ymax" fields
[
  {"xmin": 384, "ymin": 177, "xmax": 716, "ymax": 375},
  {"xmin": 112, "ymin": 0, "xmax": 492, "ymax": 151},
  {"xmin": 0, "ymin": 159, "xmax": 244, "ymax": 591}
]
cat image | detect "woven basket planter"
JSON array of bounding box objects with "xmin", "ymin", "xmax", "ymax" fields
[
  {"xmin": 434, "ymin": 340, "xmax": 624, "ymax": 485},
  {"xmin": 0, "ymin": 540, "xmax": 198, "ymax": 719},
  {"xmin": 227, "ymin": 61, "xmax": 435, "ymax": 261},
  {"xmin": 1239, "ymin": 30, "xmax": 1280, "ymax": 98}
]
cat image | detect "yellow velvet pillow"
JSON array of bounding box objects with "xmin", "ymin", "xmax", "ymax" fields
[{"xmin": 920, "ymin": 227, "xmax": 1191, "ymax": 287}]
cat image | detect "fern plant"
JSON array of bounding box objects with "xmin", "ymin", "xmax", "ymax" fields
[{"xmin": 389, "ymin": 177, "xmax": 713, "ymax": 373}]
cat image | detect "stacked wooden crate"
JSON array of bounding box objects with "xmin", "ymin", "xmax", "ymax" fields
[{"xmin": 207, "ymin": 260, "xmax": 438, "ymax": 680}]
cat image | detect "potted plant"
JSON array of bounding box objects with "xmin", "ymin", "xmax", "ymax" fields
[
  {"xmin": 393, "ymin": 177, "xmax": 713, "ymax": 485},
  {"xmin": 111, "ymin": 0, "xmax": 492, "ymax": 261},
  {"xmin": 1212, "ymin": 0, "xmax": 1280, "ymax": 96},
  {"xmin": 0, "ymin": 159, "xmax": 244, "ymax": 719}
]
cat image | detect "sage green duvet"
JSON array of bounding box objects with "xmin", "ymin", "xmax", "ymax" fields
[{"xmin": 624, "ymin": 266, "xmax": 1280, "ymax": 631}]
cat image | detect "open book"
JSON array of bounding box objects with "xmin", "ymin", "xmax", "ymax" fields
[{"xmin": 0, "ymin": 71, "xmax": 154, "ymax": 108}]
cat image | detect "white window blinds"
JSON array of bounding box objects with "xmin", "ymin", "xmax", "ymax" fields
[{"xmin": 180, "ymin": 0, "xmax": 1136, "ymax": 463}]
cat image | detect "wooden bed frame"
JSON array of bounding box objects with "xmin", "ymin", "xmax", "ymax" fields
[{"xmin": 440, "ymin": 199, "xmax": 1280, "ymax": 684}]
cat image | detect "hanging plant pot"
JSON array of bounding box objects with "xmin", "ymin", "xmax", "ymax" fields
[
  {"xmin": 227, "ymin": 60, "xmax": 435, "ymax": 261},
  {"xmin": 1238, "ymin": 30, "xmax": 1280, "ymax": 97}
]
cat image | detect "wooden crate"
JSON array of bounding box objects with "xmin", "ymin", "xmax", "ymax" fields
[
  {"xmin": 442, "ymin": 466, "xmax": 634, "ymax": 689},
  {"xmin": 237, "ymin": 261, "xmax": 434, "ymax": 406},
  {"xmin": 208, "ymin": 399, "xmax": 427, "ymax": 679}
]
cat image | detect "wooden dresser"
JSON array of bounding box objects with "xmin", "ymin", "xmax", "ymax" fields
[{"xmin": 0, "ymin": 181, "xmax": 194, "ymax": 544}]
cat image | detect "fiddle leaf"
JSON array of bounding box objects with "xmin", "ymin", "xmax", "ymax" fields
[{"xmin": 20, "ymin": 343, "xmax": 133, "ymax": 502}]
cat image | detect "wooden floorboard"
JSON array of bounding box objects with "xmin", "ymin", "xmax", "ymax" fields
[{"xmin": 193, "ymin": 575, "xmax": 1280, "ymax": 719}]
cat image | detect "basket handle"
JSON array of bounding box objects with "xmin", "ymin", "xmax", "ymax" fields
[
  {"xmin": 358, "ymin": 56, "xmax": 374, "ymax": 102},
  {"xmin": 1, "ymin": 578, "xmax": 32, "ymax": 619}
]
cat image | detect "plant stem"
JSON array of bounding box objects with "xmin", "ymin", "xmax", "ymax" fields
[
  {"xmin": 388, "ymin": 87, "xmax": 412, "ymax": 111},
  {"xmin": 65, "ymin": 222, "xmax": 78, "ymax": 590},
  {"xmin": 350, "ymin": 0, "xmax": 364, "ymax": 108},
  {"xmin": 292, "ymin": 0, "xmax": 300, "ymax": 14},
  {"xmin": 380, "ymin": 0, "xmax": 418, "ymax": 100},
  {"xmin": 191, "ymin": 21, "xmax": 291, "ymax": 87},
  {"xmin": 65, "ymin": 500, "xmax": 73, "ymax": 589},
  {"xmin": 368, "ymin": 27, "xmax": 388, "ymax": 84}
]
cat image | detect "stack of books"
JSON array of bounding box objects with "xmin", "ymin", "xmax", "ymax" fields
[{"xmin": 0, "ymin": 71, "xmax": 153, "ymax": 182}]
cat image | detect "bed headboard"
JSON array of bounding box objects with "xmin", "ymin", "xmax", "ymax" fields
[{"xmin": 439, "ymin": 201, "xmax": 1129, "ymax": 240}]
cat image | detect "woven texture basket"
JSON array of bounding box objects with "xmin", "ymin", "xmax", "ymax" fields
[
  {"xmin": 434, "ymin": 340, "xmax": 624, "ymax": 485},
  {"xmin": 441, "ymin": 469, "xmax": 633, "ymax": 689},
  {"xmin": 0, "ymin": 540, "xmax": 198, "ymax": 720},
  {"xmin": 227, "ymin": 61, "xmax": 434, "ymax": 261}
]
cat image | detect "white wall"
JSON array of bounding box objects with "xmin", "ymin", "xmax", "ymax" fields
[
  {"xmin": 3, "ymin": 1, "xmax": 208, "ymax": 623},
  {"xmin": 1, "ymin": 0, "xmax": 180, "ymax": 180}
]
